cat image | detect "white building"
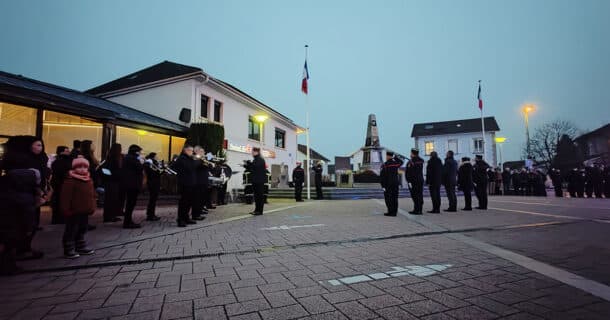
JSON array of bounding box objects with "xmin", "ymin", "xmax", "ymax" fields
[
  {"xmin": 87, "ymin": 61, "xmax": 303, "ymax": 191},
  {"xmin": 411, "ymin": 117, "xmax": 500, "ymax": 166}
]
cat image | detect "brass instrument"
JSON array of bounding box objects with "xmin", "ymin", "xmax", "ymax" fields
[
  {"xmin": 146, "ymin": 159, "xmax": 177, "ymax": 175},
  {"xmin": 194, "ymin": 154, "xmax": 216, "ymax": 168}
]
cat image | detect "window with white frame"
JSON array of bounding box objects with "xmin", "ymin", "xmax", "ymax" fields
[
  {"xmin": 248, "ymin": 116, "xmax": 261, "ymax": 141},
  {"xmin": 274, "ymin": 128, "xmax": 285, "ymax": 148},
  {"xmin": 424, "ymin": 141, "xmax": 434, "ymax": 155},
  {"xmin": 213, "ymin": 100, "xmax": 223, "ymax": 122},
  {"xmin": 473, "ymin": 138, "xmax": 484, "ymax": 153},
  {"xmin": 200, "ymin": 95, "xmax": 210, "ymax": 119},
  {"xmin": 448, "ymin": 139, "xmax": 458, "ymax": 154}
]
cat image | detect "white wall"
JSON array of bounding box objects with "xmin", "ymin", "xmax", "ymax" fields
[{"xmin": 414, "ymin": 131, "xmax": 498, "ymax": 166}]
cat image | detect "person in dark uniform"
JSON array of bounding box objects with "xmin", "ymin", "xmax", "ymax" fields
[
  {"xmin": 550, "ymin": 168, "xmax": 563, "ymax": 197},
  {"xmin": 380, "ymin": 152, "xmax": 403, "ymax": 216},
  {"xmin": 70, "ymin": 140, "xmax": 81, "ymax": 158},
  {"xmin": 603, "ymin": 165, "xmax": 610, "ymax": 198},
  {"xmin": 406, "ymin": 148, "xmax": 424, "ymax": 215},
  {"xmin": 313, "ymin": 162, "xmax": 323, "ymax": 199},
  {"xmin": 526, "ymin": 170, "xmax": 536, "ymax": 196},
  {"xmin": 584, "ymin": 165, "xmax": 594, "ymax": 198},
  {"xmin": 473, "ymin": 155, "xmax": 490, "ymax": 209},
  {"xmin": 443, "ymin": 150, "xmax": 458, "ymax": 212},
  {"xmin": 120, "ymin": 145, "xmax": 143, "ymax": 229},
  {"xmin": 170, "ymin": 145, "xmax": 198, "ymax": 227},
  {"xmin": 245, "ymin": 147, "xmax": 267, "ymax": 215},
  {"xmin": 292, "ymin": 162, "xmax": 305, "ymax": 202},
  {"xmin": 143, "ymin": 152, "xmax": 162, "ymax": 221},
  {"xmin": 458, "ymin": 157, "xmax": 473, "ymax": 211},
  {"xmin": 502, "ymin": 168, "xmax": 511, "ymax": 195},
  {"xmin": 50, "ymin": 146, "xmax": 72, "ymax": 224},
  {"xmin": 592, "ymin": 165, "xmax": 603, "ymax": 198},
  {"xmin": 511, "ymin": 170, "xmax": 521, "ymax": 195},
  {"xmin": 576, "ymin": 168, "xmax": 586, "ymax": 198},
  {"xmin": 567, "ymin": 168, "xmax": 579, "ymax": 198},
  {"xmin": 425, "ymin": 151, "xmax": 442, "ymax": 213},
  {"xmin": 192, "ymin": 146, "xmax": 209, "ymax": 220},
  {"xmin": 534, "ymin": 169, "xmax": 547, "ymax": 196},
  {"xmin": 217, "ymin": 161, "xmax": 232, "ymax": 205},
  {"xmin": 102, "ymin": 143, "xmax": 124, "ymax": 223},
  {"xmin": 519, "ymin": 169, "xmax": 528, "ymax": 196}
]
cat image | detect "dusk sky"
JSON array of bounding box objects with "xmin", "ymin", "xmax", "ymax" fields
[{"xmin": 1, "ymin": 0, "xmax": 609, "ymax": 161}]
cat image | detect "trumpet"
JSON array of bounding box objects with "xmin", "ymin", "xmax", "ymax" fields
[
  {"xmin": 146, "ymin": 159, "xmax": 177, "ymax": 175},
  {"xmin": 194, "ymin": 154, "xmax": 216, "ymax": 168}
]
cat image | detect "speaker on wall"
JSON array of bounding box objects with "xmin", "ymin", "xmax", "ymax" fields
[{"xmin": 179, "ymin": 108, "xmax": 191, "ymax": 123}]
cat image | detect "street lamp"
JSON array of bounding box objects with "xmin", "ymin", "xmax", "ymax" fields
[
  {"xmin": 253, "ymin": 114, "xmax": 268, "ymax": 150},
  {"xmin": 494, "ymin": 136, "xmax": 507, "ymax": 168},
  {"xmin": 521, "ymin": 104, "xmax": 536, "ymax": 157}
]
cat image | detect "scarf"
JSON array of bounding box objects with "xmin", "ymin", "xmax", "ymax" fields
[{"xmin": 69, "ymin": 169, "xmax": 91, "ymax": 182}]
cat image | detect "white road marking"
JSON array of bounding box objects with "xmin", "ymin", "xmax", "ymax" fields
[
  {"xmin": 489, "ymin": 207, "xmax": 593, "ymax": 221},
  {"xmin": 490, "ymin": 199, "xmax": 610, "ymax": 210},
  {"xmin": 451, "ymin": 234, "xmax": 610, "ymax": 302},
  {"xmin": 261, "ymin": 224, "xmax": 325, "ymax": 231},
  {"xmin": 324, "ymin": 264, "xmax": 453, "ymax": 286}
]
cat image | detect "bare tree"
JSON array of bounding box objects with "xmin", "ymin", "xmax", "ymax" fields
[{"xmin": 523, "ymin": 120, "xmax": 580, "ymax": 166}]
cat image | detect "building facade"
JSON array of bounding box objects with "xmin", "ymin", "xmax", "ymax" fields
[
  {"xmin": 411, "ymin": 117, "xmax": 500, "ymax": 167},
  {"xmin": 87, "ymin": 61, "xmax": 303, "ymax": 191},
  {"xmin": 575, "ymin": 123, "xmax": 610, "ymax": 165}
]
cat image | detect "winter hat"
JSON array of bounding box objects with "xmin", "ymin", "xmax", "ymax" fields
[{"xmin": 72, "ymin": 157, "xmax": 90, "ymax": 169}]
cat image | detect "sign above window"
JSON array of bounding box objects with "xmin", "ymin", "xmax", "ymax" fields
[{"xmin": 228, "ymin": 142, "xmax": 276, "ymax": 158}]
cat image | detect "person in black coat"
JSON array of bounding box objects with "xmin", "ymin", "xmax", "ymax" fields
[
  {"xmin": 592, "ymin": 165, "xmax": 603, "ymax": 198},
  {"xmin": 313, "ymin": 162, "xmax": 324, "ymax": 199},
  {"xmin": 102, "ymin": 143, "xmax": 124, "ymax": 223},
  {"xmin": 120, "ymin": 145, "xmax": 143, "ymax": 229},
  {"xmin": 170, "ymin": 145, "xmax": 198, "ymax": 227},
  {"xmin": 425, "ymin": 151, "xmax": 442, "ymax": 213},
  {"xmin": 218, "ymin": 161, "xmax": 232, "ymax": 205},
  {"xmin": 604, "ymin": 165, "xmax": 610, "ymax": 198},
  {"xmin": 458, "ymin": 157, "xmax": 474, "ymax": 210},
  {"xmin": 380, "ymin": 152, "xmax": 403, "ymax": 216},
  {"xmin": 502, "ymin": 168, "xmax": 511, "ymax": 195},
  {"xmin": 567, "ymin": 168, "xmax": 579, "ymax": 197},
  {"xmin": 550, "ymin": 168, "xmax": 563, "ymax": 197},
  {"xmin": 576, "ymin": 168, "xmax": 586, "ymax": 198},
  {"xmin": 143, "ymin": 152, "xmax": 162, "ymax": 221},
  {"xmin": 518, "ymin": 169, "xmax": 528, "ymax": 196},
  {"xmin": 584, "ymin": 165, "xmax": 595, "ymax": 198},
  {"xmin": 50, "ymin": 146, "xmax": 72, "ymax": 224},
  {"xmin": 245, "ymin": 147, "xmax": 267, "ymax": 215},
  {"xmin": 473, "ymin": 155, "xmax": 490, "ymax": 210},
  {"xmin": 292, "ymin": 162, "xmax": 305, "ymax": 202},
  {"xmin": 406, "ymin": 148, "xmax": 424, "ymax": 215},
  {"xmin": 192, "ymin": 146, "xmax": 209, "ymax": 220},
  {"xmin": 443, "ymin": 150, "xmax": 458, "ymax": 212}
]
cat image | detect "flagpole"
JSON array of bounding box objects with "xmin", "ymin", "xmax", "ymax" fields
[
  {"xmin": 305, "ymin": 45, "xmax": 311, "ymax": 200},
  {"xmin": 479, "ymin": 80, "xmax": 486, "ymax": 163}
]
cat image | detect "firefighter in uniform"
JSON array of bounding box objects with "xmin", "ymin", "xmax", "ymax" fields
[
  {"xmin": 380, "ymin": 151, "xmax": 403, "ymax": 216},
  {"xmin": 292, "ymin": 162, "xmax": 305, "ymax": 202},
  {"xmin": 405, "ymin": 148, "xmax": 424, "ymax": 215},
  {"xmin": 458, "ymin": 157, "xmax": 473, "ymax": 211},
  {"xmin": 473, "ymin": 154, "xmax": 490, "ymax": 210},
  {"xmin": 170, "ymin": 145, "xmax": 198, "ymax": 227},
  {"xmin": 245, "ymin": 147, "xmax": 267, "ymax": 215}
]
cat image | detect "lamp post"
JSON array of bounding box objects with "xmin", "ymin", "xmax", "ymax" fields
[
  {"xmin": 253, "ymin": 114, "xmax": 268, "ymax": 151},
  {"xmin": 521, "ymin": 104, "xmax": 536, "ymax": 157},
  {"xmin": 494, "ymin": 136, "xmax": 507, "ymax": 168}
]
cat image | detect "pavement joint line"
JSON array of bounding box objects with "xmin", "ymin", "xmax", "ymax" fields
[
  {"xmin": 21, "ymin": 218, "xmax": 579, "ymax": 274},
  {"xmin": 450, "ymin": 233, "xmax": 610, "ymax": 302},
  {"xmin": 490, "ymin": 199, "xmax": 610, "ymax": 210},
  {"xmin": 94, "ymin": 203, "xmax": 312, "ymax": 251},
  {"xmin": 488, "ymin": 206, "xmax": 600, "ymax": 221}
]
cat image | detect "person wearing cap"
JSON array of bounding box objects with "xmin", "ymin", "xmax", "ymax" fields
[
  {"xmin": 170, "ymin": 145, "xmax": 198, "ymax": 227},
  {"xmin": 120, "ymin": 144, "xmax": 144, "ymax": 229},
  {"xmin": 443, "ymin": 150, "xmax": 458, "ymax": 212},
  {"xmin": 458, "ymin": 157, "xmax": 473, "ymax": 210},
  {"xmin": 313, "ymin": 162, "xmax": 324, "ymax": 199},
  {"xmin": 405, "ymin": 148, "xmax": 424, "ymax": 215},
  {"xmin": 60, "ymin": 157, "xmax": 96, "ymax": 258},
  {"xmin": 292, "ymin": 161, "xmax": 305, "ymax": 202},
  {"xmin": 426, "ymin": 151, "xmax": 443, "ymax": 213},
  {"xmin": 143, "ymin": 152, "xmax": 162, "ymax": 221},
  {"xmin": 245, "ymin": 147, "xmax": 267, "ymax": 215},
  {"xmin": 473, "ymin": 155, "xmax": 490, "ymax": 209},
  {"xmin": 380, "ymin": 151, "xmax": 403, "ymax": 216}
]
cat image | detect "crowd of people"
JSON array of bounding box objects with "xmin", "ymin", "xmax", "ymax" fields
[{"xmin": 0, "ymin": 136, "xmax": 232, "ymax": 275}]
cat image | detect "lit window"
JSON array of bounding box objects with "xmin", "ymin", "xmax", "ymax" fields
[
  {"xmin": 473, "ymin": 138, "xmax": 484, "ymax": 153},
  {"xmin": 448, "ymin": 139, "xmax": 458, "ymax": 154},
  {"xmin": 274, "ymin": 128, "xmax": 285, "ymax": 148},
  {"xmin": 200, "ymin": 95, "xmax": 209, "ymax": 118},
  {"xmin": 213, "ymin": 100, "xmax": 223, "ymax": 123},
  {"xmin": 248, "ymin": 116, "xmax": 261, "ymax": 141},
  {"xmin": 42, "ymin": 111, "xmax": 102, "ymax": 158},
  {"xmin": 425, "ymin": 141, "xmax": 434, "ymax": 155},
  {"xmin": 0, "ymin": 102, "xmax": 37, "ymax": 137},
  {"xmin": 117, "ymin": 126, "xmax": 170, "ymax": 161}
]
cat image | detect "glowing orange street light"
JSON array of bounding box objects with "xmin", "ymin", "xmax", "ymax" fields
[{"xmin": 521, "ymin": 104, "xmax": 536, "ymax": 156}]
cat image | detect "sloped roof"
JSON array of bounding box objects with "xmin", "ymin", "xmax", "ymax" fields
[
  {"xmin": 0, "ymin": 70, "xmax": 188, "ymax": 134},
  {"xmin": 86, "ymin": 61, "xmax": 202, "ymax": 95},
  {"xmin": 298, "ymin": 144, "xmax": 330, "ymax": 162},
  {"xmin": 575, "ymin": 123, "xmax": 610, "ymax": 141},
  {"xmin": 411, "ymin": 117, "xmax": 500, "ymax": 137}
]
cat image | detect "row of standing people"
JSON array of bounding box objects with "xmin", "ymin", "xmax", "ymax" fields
[
  {"xmin": 550, "ymin": 165, "xmax": 610, "ymax": 198},
  {"xmin": 380, "ymin": 148, "xmax": 490, "ymax": 216}
]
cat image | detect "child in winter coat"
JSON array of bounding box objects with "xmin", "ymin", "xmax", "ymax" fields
[{"xmin": 60, "ymin": 157, "xmax": 96, "ymax": 258}]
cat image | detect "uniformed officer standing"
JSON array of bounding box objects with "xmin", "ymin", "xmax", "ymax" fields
[
  {"xmin": 550, "ymin": 168, "xmax": 563, "ymax": 197},
  {"xmin": 406, "ymin": 148, "xmax": 424, "ymax": 215},
  {"xmin": 584, "ymin": 165, "xmax": 595, "ymax": 198},
  {"xmin": 245, "ymin": 147, "xmax": 267, "ymax": 215},
  {"xmin": 443, "ymin": 150, "xmax": 458, "ymax": 212},
  {"xmin": 567, "ymin": 168, "xmax": 579, "ymax": 198},
  {"xmin": 425, "ymin": 151, "xmax": 442, "ymax": 213},
  {"xmin": 292, "ymin": 162, "xmax": 305, "ymax": 202},
  {"xmin": 192, "ymin": 146, "xmax": 209, "ymax": 220},
  {"xmin": 603, "ymin": 165, "xmax": 610, "ymax": 198},
  {"xmin": 313, "ymin": 162, "xmax": 324, "ymax": 199},
  {"xmin": 473, "ymin": 155, "xmax": 490, "ymax": 210},
  {"xmin": 170, "ymin": 145, "xmax": 198, "ymax": 227},
  {"xmin": 457, "ymin": 157, "xmax": 473, "ymax": 211},
  {"xmin": 380, "ymin": 152, "xmax": 403, "ymax": 216}
]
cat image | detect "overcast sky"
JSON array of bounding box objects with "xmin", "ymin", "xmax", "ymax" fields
[{"xmin": 1, "ymin": 0, "xmax": 609, "ymax": 161}]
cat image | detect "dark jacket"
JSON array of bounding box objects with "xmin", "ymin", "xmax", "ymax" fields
[
  {"xmin": 246, "ymin": 155, "xmax": 267, "ymax": 184},
  {"xmin": 0, "ymin": 169, "xmax": 39, "ymax": 234},
  {"xmin": 380, "ymin": 157, "xmax": 404, "ymax": 188},
  {"xmin": 442, "ymin": 157, "xmax": 458, "ymax": 186},
  {"xmin": 144, "ymin": 159, "xmax": 161, "ymax": 188},
  {"xmin": 195, "ymin": 160, "xmax": 210, "ymax": 186},
  {"xmin": 426, "ymin": 157, "xmax": 443, "ymax": 186},
  {"xmin": 292, "ymin": 166, "xmax": 305, "ymax": 185},
  {"xmin": 121, "ymin": 153, "xmax": 144, "ymax": 190},
  {"xmin": 60, "ymin": 176, "xmax": 96, "ymax": 216},
  {"xmin": 473, "ymin": 160, "xmax": 490, "ymax": 186},
  {"xmin": 51, "ymin": 154, "xmax": 73, "ymax": 190},
  {"xmin": 313, "ymin": 165, "xmax": 323, "ymax": 186},
  {"xmin": 171, "ymin": 154, "xmax": 198, "ymax": 187},
  {"xmin": 406, "ymin": 156, "xmax": 424, "ymax": 184},
  {"xmin": 103, "ymin": 156, "xmax": 123, "ymax": 184},
  {"xmin": 458, "ymin": 163, "xmax": 473, "ymax": 191}
]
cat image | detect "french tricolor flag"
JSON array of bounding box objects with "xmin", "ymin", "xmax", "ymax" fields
[
  {"xmin": 301, "ymin": 60, "xmax": 309, "ymax": 94},
  {"xmin": 477, "ymin": 81, "xmax": 483, "ymax": 110}
]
